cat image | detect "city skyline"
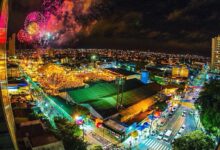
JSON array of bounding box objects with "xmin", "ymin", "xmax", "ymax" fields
[
  {"xmin": 7, "ymin": 0, "xmax": 220, "ymax": 56},
  {"xmin": 1, "ymin": 0, "xmax": 220, "ymax": 150}
]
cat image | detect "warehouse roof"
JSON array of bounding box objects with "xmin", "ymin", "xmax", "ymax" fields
[
  {"xmin": 48, "ymin": 96, "xmax": 75, "ymax": 115},
  {"xmin": 89, "ymin": 82, "xmax": 161, "ymax": 118},
  {"xmin": 68, "ymin": 79, "xmax": 144, "ymax": 104}
]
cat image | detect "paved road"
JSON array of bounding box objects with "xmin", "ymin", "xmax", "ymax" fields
[
  {"xmin": 184, "ymin": 111, "xmax": 197, "ymax": 133},
  {"xmin": 136, "ymin": 137, "xmax": 171, "ymax": 150}
]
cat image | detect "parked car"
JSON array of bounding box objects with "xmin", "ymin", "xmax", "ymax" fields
[
  {"xmin": 182, "ymin": 111, "xmax": 186, "ymax": 117},
  {"xmin": 174, "ymin": 133, "xmax": 181, "ymax": 139},
  {"xmin": 182, "ymin": 124, "xmax": 186, "ymax": 129},
  {"xmin": 178, "ymin": 127, "xmax": 184, "ymax": 134},
  {"xmin": 157, "ymin": 134, "xmax": 163, "ymax": 140},
  {"xmin": 163, "ymin": 137, "xmax": 169, "ymax": 142},
  {"xmin": 168, "ymin": 113, "xmax": 173, "ymax": 118}
]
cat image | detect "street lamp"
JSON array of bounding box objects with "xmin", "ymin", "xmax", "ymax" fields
[
  {"xmin": 75, "ymin": 115, "xmax": 85, "ymax": 141},
  {"xmin": 91, "ymin": 55, "xmax": 97, "ymax": 61},
  {"xmin": 90, "ymin": 54, "xmax": 97, "ymax": 68}
]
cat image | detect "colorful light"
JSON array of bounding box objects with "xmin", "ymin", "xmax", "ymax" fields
[
  {"xmin": 17, "ymin": 29, "xmax": 32, "ymax": 43},
  {"xmin": 17, "ymin": 0, "xmax": 95, "ymax": 47},
  {"xmin": 75, "ymin": 115, "xmax": 84, "ymax": 125},
  {"xmin": 24, "ymin": 11, "xmax": 45, "ymax": 30},
  {"xmin": 26, "ymin": 22, "xmax": 40, "ymax": 35},
  {"xmin": 95, "ymin": 118, "xmax": 103, "ymax": 128}
]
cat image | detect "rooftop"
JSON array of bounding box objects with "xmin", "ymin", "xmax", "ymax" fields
[
  {"xmin": 107, "ymin": 68, "xmax": 138, "ymax": 76},
  {"xmin": 91, "ymin": 83, "xmax": 160, "ymax": 118},
  {"xmin": 17, "ymin": 120, "xmax": 60, "ymax": 148},
  {"xmin": 70, "ymin": 79, "xmax": 161, "ymax": 118},
  {"xmin": 30, "ymin": 133, "xmax": 59, "ymax": 147},
  {"xmin": 68, "ymin": 79, "xmax": 144, "ymax": 104},
  {"xmin": 48, "ymin": 96, "xmax": 75, "ymax": 115},
  {"xmin": 68, "ymin": 81, "xmax": 117, "ymax": 103}
]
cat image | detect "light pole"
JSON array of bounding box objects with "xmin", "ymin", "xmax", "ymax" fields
[
  {"xmin": 75, "ymin": 115, "xmax": 85, "ymax": 141},
  {"xmin": 90, "ymin": 54, "xmax": 97, "ymax": 68},
  {"xmin": 82, "ymin": 123, "xmax": 85, "ymax": 141}
]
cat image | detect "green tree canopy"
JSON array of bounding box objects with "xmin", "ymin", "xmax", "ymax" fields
[
  {"xmin": 53, "ymin": 117, "xmax": 87, "ymax": 150},
  {"xmin": 172, "ymin": 130, "xmax": 215, "ymax": 150},
  {"xmin": 90, "ymin": 145, "xmax": 103, "ymax": 150},
  {"xmin": 198, "ymin": 80, "xmax": 220, "ymax": 137}
]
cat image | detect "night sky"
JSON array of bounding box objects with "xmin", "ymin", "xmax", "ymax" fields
[{"xmin": 8, "ymin": 0, "xmax": 220, "ymax": 56}]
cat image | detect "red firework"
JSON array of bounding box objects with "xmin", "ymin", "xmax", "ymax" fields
[
  {"xmin": 24, "ymin": 11, "xmax": 45, "ymax": 30},
  {"xmin": 17, "ymin": 29, "xmax": 32, "ymax": 43}
]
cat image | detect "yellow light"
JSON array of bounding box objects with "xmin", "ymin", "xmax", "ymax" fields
[
  {"xmin": 75, "ymin": 115, "xmax": 79, "ymax": 120},
  {"xmin": 27, "ymin": 22, "xmax": 40, "ymax": 35}
]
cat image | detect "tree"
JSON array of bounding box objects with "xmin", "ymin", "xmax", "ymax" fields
[
  {"xmin": 90, "ymin": 145, "xmax": 103, "ymax": 150},
  {"xmin": 53, "ymin": 117, "xmax": 87, "ymax": 150},
  {"xmin": 176, "ymin": 82, "xmax": 186, "ymax": 94},
  {"xmin": 73, "ymin": 105, "xmax": 90, "ymax": 117},
  {"xmin": 54, "ymin": 117, "xmax": 82, "ymax": 137},
  {"xmin": 154, "ymin": 101, "xmax": 167, "ymax": 112},
  {"xmin": 172, "ymin": 130, "xmax": 215, "ymax": 150},
  {"xmin": 198, "ymin": 80, "xmax": 220, "ymax": 139}
]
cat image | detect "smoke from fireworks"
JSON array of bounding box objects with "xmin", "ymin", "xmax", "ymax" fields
[{"xmin": 17, "ymin": 0, "xmax": 95, "ymax": 47}]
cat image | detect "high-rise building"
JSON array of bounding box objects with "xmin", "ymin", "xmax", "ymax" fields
[
  {"xmin": 8, "ymin": 33, "xmax": 16, "ymax": 56},
  {"xmin": 0, "ymin": 0, "xmax": 18, "ymax": 149},
  {"xmin": 211, "ymin": 36, "xmax": 220, "ymax": 71}
]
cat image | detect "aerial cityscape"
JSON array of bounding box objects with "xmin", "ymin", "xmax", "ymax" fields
[{"xmin": 0, "ymin": 0, "xmax": 220, "ymax": 150}]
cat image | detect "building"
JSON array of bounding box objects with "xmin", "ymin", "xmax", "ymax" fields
[
  {"xmin": 8, "ymin": 33, "xmax": 16, "ymax": 56},
  {"xmin": 0, "ymin": 0, "xmax": 18, "ymax": 149},
  {"xmin": 8, "ymin": 78, "xmax": 29, "ymax": 95},
  {"xmin": 67, "ymin": 79, "xmax": 162, "ymax": 140},
  {"xmin": 7, "ymin": 63, "xmax": 20, "ymax": 78},
  {"xmin": 211, "ymin": 35, "xmax": 220, "ymax": 71},
  {"xmin": 107, "ymin": 68, "xmax": 140, "ymax": 80},
  {"xmin": 172, "ymin": 66, "xmax": 189, "ymax": 78},
  {"xmin": 141, "ymin": 71, "xmax": 149, "ymax": 84},
  {"xmin": 17, "ymin": 120, "xmax": 65, "ymax": 150}
]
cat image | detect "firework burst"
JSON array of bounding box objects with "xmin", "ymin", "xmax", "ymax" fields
[{"xmin": 17, "ymin": 0, "xmax": 95, "ymax": 47}]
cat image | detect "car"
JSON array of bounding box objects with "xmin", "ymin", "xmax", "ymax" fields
[
  {"xmin": 182, "ymin": 111, "xmax": 186, "ymax": 117},
  {"xmin": 168, "ymin": 113, "xmax": 173, "ymax": 118},
  {"xmin": 172, "ymin": 107, "xmax": 177, "ymax": 112},
  {"xmin": 182, "ymin": 112, "xmax": 186, "ymax": 117},
  {"xmin": 190, "ymin": 111, "xmax": 194, "ymax": 115},
  {"xmin": 160, "ymin": 121, "xmax": 166, "ymax": 126},
  {"xmin": 178, "ymin": 127, "xmax": 184, "ymax": 134},
  {"xmin": 159, "ymin": 132, "xmax": 164, "ymax": 136},
  {"xmin": 172, "ymin": 105, "xmax": 179, "ymax": 111},
  {"xmin": 175, "ymin": 133, "xmax": 181, "ymax": 139},
  {"xmin": 181, "ymin": 124, "xmax": 186, "ymax": 129},
  {"xmin": 157, "ymin": 135, "xmax": 163, "ymax": 140},
  {"xmin": 151, "ymin": 131, "xmax": 156, "ymax": 136},
  {"xmin": 163, "ymin": 137, "xmax": 169, "ymax": 142},
  {"xmin": 164, "ymin": 130, "xmax": 172, "ymax": 137}
]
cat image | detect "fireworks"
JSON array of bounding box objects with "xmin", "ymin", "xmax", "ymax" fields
[
  {"xmin": 17, "ymin": 0, "xmax": 95, "ymax": 47},
  {"xmin": 17, "ymin": 29, "xmax": 32, "ymax": 43},
  {"xmin": 24, "ymin": 11, "xmax": 45, "ymax": 30},
  {"xmin": 42, "ymin": 0, "xmax": 61, "ymax": 16},
  {"xmin": 26, "ymin": 22, "xmax": 40, "ymax": 35}
]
